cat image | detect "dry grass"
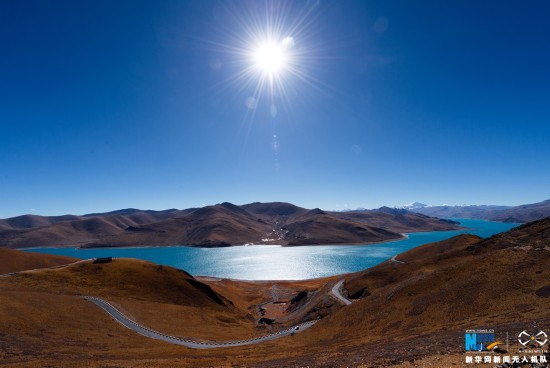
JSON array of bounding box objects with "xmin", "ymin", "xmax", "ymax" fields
[
  {"xmin": 0, "ymin": 256, "xmax": 343, "ymax": 367},
  {"xmin": 1, "ymin": 219, "xmax": 549, "ymax": 367},
  {"xmin": 110, "ymin": 298, "xmax": 259, "ymax": 340},
  {"xmin": 0, "ymin": 247, "xmax": 77, "ymax": 274},
  {"xmin": 2, "ymin": 258, "xmax": 264, "ymax": 339}
]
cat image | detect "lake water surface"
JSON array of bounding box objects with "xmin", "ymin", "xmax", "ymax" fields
[{"xmin": 25, "ymin": 219, "xmax": 518, "ymax": 280}]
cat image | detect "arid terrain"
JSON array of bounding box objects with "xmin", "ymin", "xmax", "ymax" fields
[
  {"xmin": 0, "ymin": 247, "xmax": 77, "ymax": 274},
  {"xmin": 0, "ymin": 201, "xmax": 461, "ymax": 248},
  {"xmin": 1, "ymin": 216, "xmax": 548, "ymax": 367}
]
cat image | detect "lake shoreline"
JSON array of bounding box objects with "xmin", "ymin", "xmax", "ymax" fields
[
  {"xmin": 73, "ymin": 232, "xmax": 410, "ymax": 250},
  {"xmin": 21, "ymin": 219, "xmax": 518, "ymax": 281}
]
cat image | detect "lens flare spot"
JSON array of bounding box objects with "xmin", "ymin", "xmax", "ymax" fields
[
  {"xmin": 245, "ymin": 96, "xmax": 257, "ymax": 109},
  {"xmin": 281, "ymin": 36, "xmax": 295, "ymax": 49},
  {"xmin": 270, "ymin": 104, "xmax": 278, "ymax": 117}
]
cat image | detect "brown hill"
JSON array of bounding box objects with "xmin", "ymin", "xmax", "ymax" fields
[
  {"xmin": 490, "ymin": 198, "xmax": 550, "ymax": 222},
  {"xmin": 242, "ymin": 201, "xmax": 309, "ymax": 218},
  {"xmin": 0, "ymin": 214, "xmax": 82, "ymax": 230},
  {"xmin": 0, "ymin": 210, "xmax": 192, "ymax": 248},
  {"xmin": 0, "ymin": 208, "xmax": 187, "ymax": 231},
  {"xmin": 82, "ymin": 208, "xmax": 182, "ymax": 217},
  {"xmin": 467, "ymin": 215, "xmax": 550, "ymax": 252},
  {"xmin": 332, "ymin": 207, "xmax": 461, "ymax": 233},
  {"xmin": 0, "ymin": 202, "xmax": 462, "ymax": 248},
  {"xmin": 0, "ymin": 247, "xmax": 78, "ymax": 274},
  {"xmin": 90, "ymin": 203, "xmax": 460, "ymax": 247},
  {"xmin": 8, "ymin": 258, "xmax": 232, "ymax": 307},
  {"xmin": 84, "ymin": 202, "xmax": 275, "ymax": 247},
  {"xmin": 0, "ymin": 216, "xmax": 136, "ymax": 247},
  {"xmin": 0, "ymin": 256, "xmax": 262, "ymax": 339},
  {"xmin": 282, "ymin": 211, "xmax": 403, "ymax": 245},
  {"xmin": 288, "ymin": 217, "xmax": 550, "ymax": 366}
]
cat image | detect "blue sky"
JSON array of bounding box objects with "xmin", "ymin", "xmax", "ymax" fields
[{"xmin": 1, "ymin": 0, "xmax": 549, "ymax": 217}]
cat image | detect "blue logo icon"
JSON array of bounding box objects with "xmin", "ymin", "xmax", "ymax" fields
[{"xmin": 465, "ymin": 329, "xmax": 498, "ymax": 351}]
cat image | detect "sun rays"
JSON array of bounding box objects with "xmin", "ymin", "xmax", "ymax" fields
[{"xmin": 205, "ymin": 1, "xmax": 325, "ymax": 119}]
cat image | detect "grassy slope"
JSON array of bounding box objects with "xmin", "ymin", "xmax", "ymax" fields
[
  {"xmin": 1, "ymin": 219, "xmax": 549, "ymax": 367},
  {"xmin": 1, "ymin": 259, "xmax": 264, "ymax": 341},
  {"xmin": 288, "ymin": 226, "xmax": 550, "ymax": 366},
  {"xmin": 0, "ymin": 247, "xmax": 78, "ymax": 274}
]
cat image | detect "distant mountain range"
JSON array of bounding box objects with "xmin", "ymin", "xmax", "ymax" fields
[
  {"xmin": 0, "ymin": 202, "xmax": 461, "ymax": 248},
  {"xmin": 408, "ymin": 199, "xmax": 550, "ymax": 223}
]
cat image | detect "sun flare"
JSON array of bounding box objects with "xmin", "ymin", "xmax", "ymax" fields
[
  {"xmin": 209, "ymin": 2, "xmax": 323, "ymax": 117},
  {"xmin": 253, "ymin": 42, "xmax": 287, "ymax": 74}
]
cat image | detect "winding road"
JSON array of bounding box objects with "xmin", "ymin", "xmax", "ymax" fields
[
  {"xmin": 390, "ymin": 255, "xmax": 405, "ymax": 264},
  {"xmin": 2, "ymin": 259, "xmax": 320, "ymax": 348},
  {"xmin": 84, "ymin": 296, "xmax": 318, "ymax": 349},
  {"xmin": 329, "ymin": 279, "xmax": 353, "ymax": 306}
]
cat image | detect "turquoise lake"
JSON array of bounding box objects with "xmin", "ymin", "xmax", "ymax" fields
[{"xmin": 25, "ymin": 219, "xmax": 518, "ymax": 280}]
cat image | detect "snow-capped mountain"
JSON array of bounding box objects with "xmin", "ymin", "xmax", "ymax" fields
[{"xmin": 402, "ymin": 202, "xmax": 428, "ymax": 210}]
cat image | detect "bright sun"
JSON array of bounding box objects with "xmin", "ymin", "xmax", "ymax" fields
[
  {"xmin": 251, "ymin": 37, "xmax": 294, "ymax": 76},
  {"xmin": 253, "ymin": 43, "xmax": 287, "ymax": 73}
]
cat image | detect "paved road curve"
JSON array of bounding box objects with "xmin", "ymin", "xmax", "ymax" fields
[
  {"xmin": 83, "ymin": 296, "xmax": 318, "ymax": 349},
  {"xmin": 329, "ymin": 280, "xmax": 353, "ymax": 306}
]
